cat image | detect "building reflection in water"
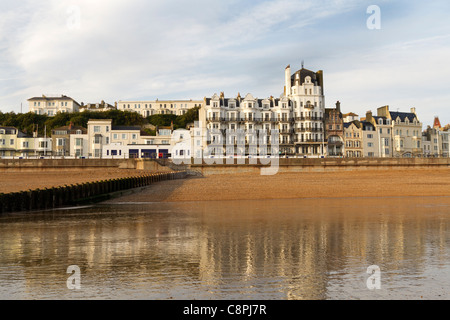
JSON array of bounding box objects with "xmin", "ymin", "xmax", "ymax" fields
[{"xmin": 0, "ymin": 196, "xmax": 449, "ymax": 299}]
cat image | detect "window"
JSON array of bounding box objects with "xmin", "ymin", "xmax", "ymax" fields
[
  {"xmin": 57, "ymin": 138, "xmax": 65, "ymax": 146},
  {"xmin": 368, "ymin": 142, "xmax": 373, "ymax": 147},
  {"xmin": 94, "ymin": 126, "xmax": 100, "ymax": 133},
  {"xmin": 132, "ymin": 134, "xmax": 137, "ymax": 140},
  {"xmin": 0, "ymin": 139, "xmax": 5, "ymax": 145},
  {"xmin": 106, "ymin": 137, "xmax": 109, "ymax": 144},
  {"xmin": 10, "ymin": 139, "xmax": 14, "ymax": 145},
  {"xmin": 106, "ymin": 126, "xmax": 109, "ymax": 132},
  {"xmin": 94, "ymin": 136, "xmax": 101, "ymax": 144},
  {"xmin": 39, "ymin": 141, "xmax": 48, "ymax": 148},
  {"xmin": 94, "ymin": 149, "xmax": 101, "ymax": 157},
  {"xmin": 122, "ymin": 134, "xmax": 127, "ymax": 139},
  {"xmin": 75, "ymin": 138, "xmax": 83, "ymax": 146},
  {"xmin": 22, "ymin": 141, "xmax": 29, "ymax": 148},
  {"xmin": 113, "ymin": 134, "xmax": 118, "ymax": 139}
]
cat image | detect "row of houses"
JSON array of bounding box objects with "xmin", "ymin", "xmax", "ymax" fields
[
  {"xmin": 0, "ymin": 121, "xmax": 190, "ymax": 159},
  {"xmin": 18, "ymin": 63, "xmax": 449, "ymax": 159},
  {"xmin": 28, "ymin": 95, "xmax": 202, "ymax": 116}
]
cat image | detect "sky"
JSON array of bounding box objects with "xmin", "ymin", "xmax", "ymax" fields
[{"xmin": 0, "ymin": 0, "xmax": 449, "ymax": 127}]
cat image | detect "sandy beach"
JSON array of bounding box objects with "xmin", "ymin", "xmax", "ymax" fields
[
  {"xmin": 1, "ymin": 167, "xmax": 449, "ymax": 201},
  {"xmin": 106, "ymin": 168, "xmax": 450, "ymax": 202},
  {"xmin": 0, "ymin": 169, "xmax": 143, "ymax": 193}
]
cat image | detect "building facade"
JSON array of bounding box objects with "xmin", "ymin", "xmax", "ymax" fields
[
  {"xmin": 343, "ymin": 121, "xmax": 363, "ymax": 158},
  {"xmin": 324, "ymin": 101, "xmax": 344, "ymax": 157},
  {"xmin": 52, "ymin": 124, "xmax": 87, "ymax": 156},
  {"xmin": 117, "ymin": 99, "xmax": 202, "ymax": 117},
  {"xmin": 0, "ymin": 126, "xmax": 51, "ymax": 158},
  {"xmin": 28, "ymin": 95, "xmax": 81, "ymax": 115},
  {"xmin": 285, "ymin": 65, "xmax": 325, "ymax": 156},
  {"xmin": 199, "ymin": 64, "xmax": 327, "ymax": 158}
]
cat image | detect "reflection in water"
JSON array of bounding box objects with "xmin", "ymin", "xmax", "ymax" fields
[{"xmin": 0, "ymin": 197, "xmax": 449, "ymax": 300}]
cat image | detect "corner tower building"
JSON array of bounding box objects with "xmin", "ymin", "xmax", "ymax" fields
[{"xmin": 284, "ymin": 65, "xmax": 326, "ymax": 156}]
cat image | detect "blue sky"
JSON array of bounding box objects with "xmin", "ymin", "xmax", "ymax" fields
[{"xmin": 0, "ymin": 0, "xmax": 449, "ymax": 126}]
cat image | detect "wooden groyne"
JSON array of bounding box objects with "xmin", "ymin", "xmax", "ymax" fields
[{"xmin": 0, "ymin": 171, "xmax": 187, "ymax": 214}]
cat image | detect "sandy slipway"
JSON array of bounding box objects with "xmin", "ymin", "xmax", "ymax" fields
[{"xmin": 105, "ymin": 168, "xmax": 450, "ymax": 202}]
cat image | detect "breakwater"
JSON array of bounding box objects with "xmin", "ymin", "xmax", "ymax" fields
[{"xmin": 0, "ymin": 171, "xmax": 187, "ymax": 214}]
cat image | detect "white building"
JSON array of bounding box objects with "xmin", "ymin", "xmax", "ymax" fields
[
  {"xmin": 117, "ymin": 99, "xmax": 202, "ymax": 117},
  {"xmin": 74, "ymin": 119, "xmax": 173, "ymax": 159},
  {"xmin": 285, "ymin": 65, "xmax": 326, "ymax": 156},
  {"xmin": 199, "ymin": 64, "xmax": 326, "ymax": 157},
  {"xmin": 28, "ymin": 95, "xmax": 81, "ymax": 115},
  {"xmin": 0, "ymin": 126, "xmax": 51, "ymax": 158}
]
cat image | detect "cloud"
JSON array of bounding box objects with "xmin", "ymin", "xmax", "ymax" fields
[{"xmin": 0, "ymin": 0, "xmax": 449, "ymax": 127}]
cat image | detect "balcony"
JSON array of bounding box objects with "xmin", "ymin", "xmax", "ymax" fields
[
  {"xmin": 295, "ymin": 128, "xmax": 323, "ymax": 133},
  {"xmin": 294, "ymin": 116, "xmax": 323, "ymax": 121}
]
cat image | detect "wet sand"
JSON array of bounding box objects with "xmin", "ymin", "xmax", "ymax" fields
[
  {"xmin": 107, "ymin": 168, "xmax": 450, "ymax": 202},
  {"xmin": 0, "ymin": 169, "xmax": 145, "ymax": 193}
]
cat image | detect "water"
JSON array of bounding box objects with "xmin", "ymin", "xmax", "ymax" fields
[{"xmin": 0, "ymin": 196, "xmax": 449, "ymax": 300}]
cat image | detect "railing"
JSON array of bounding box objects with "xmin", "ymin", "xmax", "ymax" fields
[
  {"xmin": 295, "ymin": 116, "xmax": 324, "ymax": 121},
  {"xmin": 295, "ymin": 128, "xmax": 323, "ymax": 133}
]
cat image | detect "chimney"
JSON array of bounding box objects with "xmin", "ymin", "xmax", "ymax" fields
[
  {"xmin": 285, "ymin": 65, "xmax": 291, "ymax": 96},
  {"xmin": 366, "ymin": 111, "xmax": 373, "ymax": 122},
  {"xmin": 410, "ymin": 107, "xmax": 416, "ymax": 114},
  {"xmin": 336, "ymin": 101, "xmax": 341, "ymax": 112}
]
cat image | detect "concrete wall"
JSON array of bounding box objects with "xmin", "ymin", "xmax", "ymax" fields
[
  {"xmin": 189, "ymin": 157, "xmax": 450, "ymax": 175},
  {"xmin": 0, "ymin": 158, "xmax": 136, "ymax": 169}
]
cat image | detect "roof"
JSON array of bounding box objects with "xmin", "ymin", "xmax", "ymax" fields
[
  {"xmin": 111, "ymin": 125, "xmax": 141, "ymax": 131},
  {"xmin": 28, "ymin": 95, "xmax": 80, "ymax": 105},
  {"xmin": 0, "ymin": 126, "xmax": 18, "ymax": 134},
  {"xmin": 17, "ymin": 131, "xmax": 32, "ymax": 138},
  {"xmin": 52, "ymin": 125, "xmax": 87, "ymax": 134},
  {"xmin": 344, "ymin": 120, "xmax": 362, "ymax": 129},
  {"xmin": 290, "ymin": 68, "xmax": 323, "ymax": 88},
  {"xmin": 361, "ymin": 121, "xmax": 375, "ymax": 130},
  {"xmin": 389, "ymin": 111, "xmax": 417, "ymax": 122},
  {"xmin": 373, "ymin": 116, "xmax": 390, "ymax": 125}
]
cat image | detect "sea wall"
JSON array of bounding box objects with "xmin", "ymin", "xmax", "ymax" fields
[{"xmin": 189, "ymin": 157, "xmax": 450, "ymax": 175}]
